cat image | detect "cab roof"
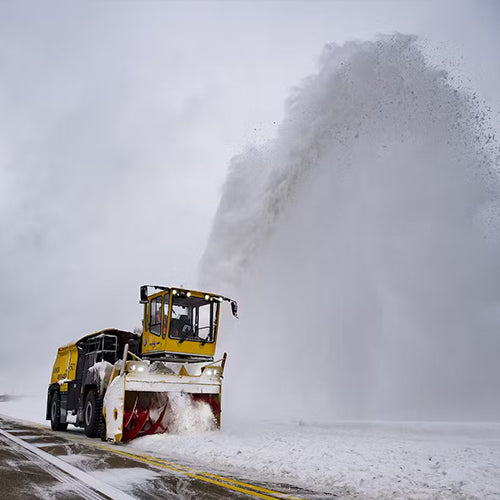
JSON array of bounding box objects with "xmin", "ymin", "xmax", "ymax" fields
[{"xmin": 58, "ymin": 328, "xmax": 139, "ymax": 351}]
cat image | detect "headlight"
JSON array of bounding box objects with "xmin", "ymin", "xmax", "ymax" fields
[
  {"xmin": 127, "ymin": 361, "xmax": 147, "ymax": 373},
  {"xmin": 204, "ymin": 367, "xmax": 220, "ymax": 378}
]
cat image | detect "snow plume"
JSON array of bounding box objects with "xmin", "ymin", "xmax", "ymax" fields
[
  {"xmin": 165, "ymin": 394, "xmax": 217, "ymax": 434},
  {"xmin": 200, "ymin": 34, "xmax": 500, "ymax": 421}
]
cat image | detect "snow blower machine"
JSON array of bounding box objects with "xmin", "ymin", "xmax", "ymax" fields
[{"xmin": 47, "ymin": 285, "xmax": 238, "ymax": 443}]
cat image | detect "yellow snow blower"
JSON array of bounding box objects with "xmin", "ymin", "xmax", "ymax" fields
[{"xmin": 47, "ymin": 285, "xmax": 238, "ymax": 443}]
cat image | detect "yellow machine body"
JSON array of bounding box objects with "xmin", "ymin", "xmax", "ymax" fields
[
  {"xmin": 47, "ymin": 285, "xmax": 237, "ymax": 444},
  {"xmin": 50, "ymin": 343, "xmax": 78, "ymax": 385}
]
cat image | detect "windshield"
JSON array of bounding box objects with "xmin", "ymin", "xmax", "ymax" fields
[{"xmin": 169, "ymin": 296, "xmax": 219, "ymax": 344}]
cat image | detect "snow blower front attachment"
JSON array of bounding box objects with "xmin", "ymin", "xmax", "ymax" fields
[
  {"xmin": 47, "ymin": 285, "xmax": 237, "ymax": 444},
  {"xmin": 103, "ymin": 346, "xmax": 227, "ymax": 442}
]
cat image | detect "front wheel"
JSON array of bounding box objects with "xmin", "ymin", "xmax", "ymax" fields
[
  {"xmin": 50, "ymin": 392, "xmax": 68, "ymax": 431},
  {"xmin": 84, "ymin": 389, "xmax": 103, "ymax": 438}
]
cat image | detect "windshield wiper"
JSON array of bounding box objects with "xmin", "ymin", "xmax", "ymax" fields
[{"xmin": 177, "ymin": 326, "xmax": 192, "ymax": 344}]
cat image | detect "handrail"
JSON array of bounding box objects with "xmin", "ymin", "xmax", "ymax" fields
[{"xmin": 120, "ymin": 344, "xmax": 129, "ymax": 376}]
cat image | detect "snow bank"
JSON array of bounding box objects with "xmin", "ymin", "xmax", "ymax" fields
[{"xmin": 129, "ymin": 419, "xmax": 500, "ymax": 499}]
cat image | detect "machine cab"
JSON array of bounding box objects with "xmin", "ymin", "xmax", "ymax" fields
[{"xmin": 140, "ymin": 285, "xmax": 236, "ymax": 360}]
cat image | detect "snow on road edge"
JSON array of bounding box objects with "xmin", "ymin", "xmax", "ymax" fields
[
  {"xmin": 1, "ymin": 396, "xmax": 500, "ymax": 499},
  {"xmin": 128, "ymin": 419, "xmax": 500, "ymax": 499}
]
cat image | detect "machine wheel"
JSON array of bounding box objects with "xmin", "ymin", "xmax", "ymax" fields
[
  {"xmin": 84, "ymin": 389, "xmax": 103, "ymax": 438},
  {"xmin": 99, "ymin": 401, "xmax": 107, "ymax": 441},
  {"xmin": 50, "ymin": 392, "xmax": 68, "ymax": 431},
  {"xmin": 83, "ymin": 389, "xmax": 106, "ymax": 437}
]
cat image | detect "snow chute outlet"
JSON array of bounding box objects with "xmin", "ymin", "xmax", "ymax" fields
[{"xmin": 46, "ymin": 285, "xmax": 237, "ymax": 443}]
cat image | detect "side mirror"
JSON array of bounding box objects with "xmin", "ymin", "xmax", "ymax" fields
[
  {"xmin": 231, "ymin": 301, "xmax": 238, "ymax": 318},
  {"xmin": 140, "ymin": 285, "xmax": 148, "ymax": 304}
]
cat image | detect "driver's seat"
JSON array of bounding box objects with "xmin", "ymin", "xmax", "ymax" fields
[{"xmin": 178, "ymin": 315, "xmax": 193, "ymax": 337}]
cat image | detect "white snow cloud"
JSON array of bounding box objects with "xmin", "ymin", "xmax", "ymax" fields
[{"xmin": 0, "ymin": 0, "xmax": 499, "ymax": 412}]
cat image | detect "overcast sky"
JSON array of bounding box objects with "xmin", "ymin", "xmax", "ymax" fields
[{"xmin": 0, "ymin": 0, "xmax": 499, "ymax": 394}]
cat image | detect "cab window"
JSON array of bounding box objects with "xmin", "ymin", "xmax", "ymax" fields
[
  {"xmin": 149, "ymin": 296, "xmax": 162, "ymax": 336},
  {"xmin": 169, "ymin": 296, "xmax": 219, "ymax": 344},
  {"xmin": 197, "ymin": 303, "xmax": 216, "ymax": 342}
]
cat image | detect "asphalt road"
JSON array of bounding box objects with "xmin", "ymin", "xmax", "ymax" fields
[{"xmin": 0, "ymin": 415, "xmax": 333, "ymax": 499}]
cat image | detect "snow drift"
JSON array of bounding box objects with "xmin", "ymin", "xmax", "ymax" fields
[{"xmin": 200, "ymin": 34, "xmax": 500, "ymax": 421}]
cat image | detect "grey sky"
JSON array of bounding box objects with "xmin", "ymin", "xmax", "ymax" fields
[{"xmin": 0, "ymin": 0, "xmax": 498, "ymax": 395}]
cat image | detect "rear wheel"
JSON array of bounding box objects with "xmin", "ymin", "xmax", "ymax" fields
[
  {"xmin": 84, "ymin": 389, "xmax": 103, "ymax": 438},
  {"xmin": 50, "ymin": 392, "xmax": 68, "ymax": 431}
]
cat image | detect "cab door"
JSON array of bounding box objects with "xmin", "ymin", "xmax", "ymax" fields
[{"xmin": 142, "ymin": 292, "xmax": 170, "ymax": 355}]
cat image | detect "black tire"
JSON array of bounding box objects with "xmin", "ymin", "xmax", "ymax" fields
[
  {"xmin": 50, "ymin": 392, "xmax": 68, "ymax": 431},
  {"xmin": 84, "ymin": 389, "xmax": 103, "ymax": 438},
  {"xmin": 99, "ymin": 397, "xmax": 107, "ymax": 441}
]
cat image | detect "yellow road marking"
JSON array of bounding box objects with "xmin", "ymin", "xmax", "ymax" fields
[
  {"xmin": 92, "ymin": 443, "xmax": 295, "ymax": 500},
  {"xmin": 70, "ymin": 436, "xmax": 304, "ymax": 500},
  {"xmin": 116, "ymin": 449, "xmax": 303, "ymax": 499}
]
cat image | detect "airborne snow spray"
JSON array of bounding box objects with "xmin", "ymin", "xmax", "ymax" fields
[{"xmin": 200, "ymin": 34, "xmax": 500, "ymax": 422}]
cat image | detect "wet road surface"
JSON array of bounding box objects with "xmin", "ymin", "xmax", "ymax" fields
[{"xmin": 0, "ymin": 415, "xmax": 333, "ymax": 499}]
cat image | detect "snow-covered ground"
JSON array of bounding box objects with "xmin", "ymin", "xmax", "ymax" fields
[
  {"xmin": 0, "ymin": 395, "xmax": 49, "ymax": 427},
  {"xmin": 129, "ymin": 419, "xmax": 500, "ymax": 499},
  {"xmin": 1, "ymin": 395, "xmax": 499, "ymax": 499}
]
